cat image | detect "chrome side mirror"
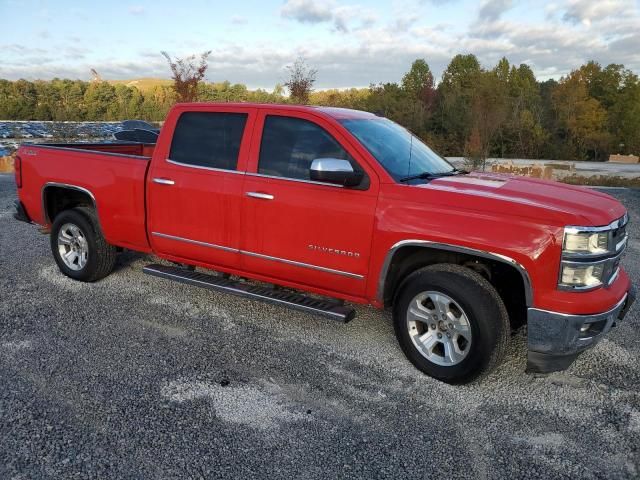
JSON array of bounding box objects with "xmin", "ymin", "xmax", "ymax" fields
[{"xmin": 309, "ymin": 158, "xmax": 363, "ymax": 187}]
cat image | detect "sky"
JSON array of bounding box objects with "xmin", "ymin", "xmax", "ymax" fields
[{"xmin": 1, "ymin": 0, "xmax": 639, "ymax": 89}]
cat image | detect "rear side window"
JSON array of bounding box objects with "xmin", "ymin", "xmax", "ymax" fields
[
  {"xmin": 169, "ymin": 112, "xmax": 247, "ymax": 170},
  {"xmin": 258, "ymin": 115, "xmax": 357, "ymax": 181}
]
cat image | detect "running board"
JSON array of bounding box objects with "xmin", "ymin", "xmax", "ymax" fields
[{"xmin": 142, "ymin": 264, "xmax": 356, "ymax": 323}]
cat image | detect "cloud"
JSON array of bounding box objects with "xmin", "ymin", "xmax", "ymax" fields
[
  {"xmin": 393, "ymin": 13, "xmax": 420, "ymax": 31},
  {"xmin": 2, "ymin": 0, "xmax": 639, "ymax": 88},
  {"xmin": 281, "ymin": 0, "xmax": 376, "ymax": 33},
  {"xmin": 62, "ymin": 46, "xmax": 90, "ymax": 60},
  {"xmin": 333, "ymin": 5, "xmax": 376, "ymax": 32},
  {"xmin": 561, "ymin": 0, "xmax": 632, "ymax": 26},
  {"xmin": 128, "ymin": 5, "xmax": 145, "ymax": 15},
  {"xmin": 231, "ymin": 15, "xmax": 248, "ymax": 25},
  {"xmin": 461, "ymin": 2, "xmax": 640, "ymax": 78},
  {"xmin": 478, "ymin": 0, "xmax": 513, "ymax": 21},
  {"xmin": 281, "ymin": 0, "xmax": 333, "ymax": 24},
  {"xmin": 1, "ymin": 44, "xmax": 48, "ymax": 56}
]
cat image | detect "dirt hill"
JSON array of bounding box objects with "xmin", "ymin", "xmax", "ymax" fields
[{"xmin": 109, "ymin": 78, "xmax": 172, "ymax": 92}]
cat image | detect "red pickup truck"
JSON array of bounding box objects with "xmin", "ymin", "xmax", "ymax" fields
[{"xmin": 13, "ymin": 103, "xmax": 635, "ymax": 383}]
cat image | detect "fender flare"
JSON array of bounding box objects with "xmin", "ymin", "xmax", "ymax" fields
[
  {"xmin": 41, "ymin": 182, "xmax": 98, "ymax": 225},
  {"xmin": 377, "ymin": 239, "xmax": 533, "ymax": 306}
]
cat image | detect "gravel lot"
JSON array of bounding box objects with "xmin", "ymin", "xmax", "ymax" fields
[{"xmin": 1, "ymin": 174, "xmax": 638, "ymax": 479}]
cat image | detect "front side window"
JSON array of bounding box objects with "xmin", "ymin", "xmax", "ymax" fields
[
  {"xmin": 340, "ymin": 118, "xmax": 454, "ymax": 181},
  {"xmin": 258, "ymin": 115, "xmax": 361, "ymax": 181},
  {"xmin": 169, "ymin": 112, "xmax": 247, "ymax": 170}
]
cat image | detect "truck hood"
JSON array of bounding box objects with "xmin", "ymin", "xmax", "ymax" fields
[{"xmin": 418, "ymin": 172, "xmax": 626, "ymax": 226}]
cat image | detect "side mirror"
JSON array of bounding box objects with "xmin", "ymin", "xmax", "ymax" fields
[{"xmin": 309, "ymin": 158, "xmax": 363, "ymax": 187}]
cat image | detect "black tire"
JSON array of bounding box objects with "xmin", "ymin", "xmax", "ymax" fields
[
  {"xmin": 393, "ymin": 264, "xmax": 510, "ymax": 384},
  {"xmin": 50, "ymin": 207, "xmax": 117, "ymax": 282}
]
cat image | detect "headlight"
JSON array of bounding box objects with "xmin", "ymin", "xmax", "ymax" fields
[
  {"xmin": 558, "ymin": 215, "xmax": 628, "ymax": 291},
  {"xmin": 563, "ymin": 231, "xmax": 609, "ymax": 255},
  {"xmin": 559, "ymin": 263, "xmax": 605, "ymax": 288}
]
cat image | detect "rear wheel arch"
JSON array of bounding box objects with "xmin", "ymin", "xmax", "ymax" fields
[
  {"xmin": 42, "ymin": 183, "xmax": 98, "ymax": 225},
  {"xmin": 378, "ymin": 241, "xmax": 532, "ymax": 328}
]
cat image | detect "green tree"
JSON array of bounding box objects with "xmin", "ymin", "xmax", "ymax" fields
[
  {"xmin": 0, "ymin": 55, "xmax": 636, "ymax": 162},
  {"xmin": 436, "ymin": 54, "xmax": 482, "ymax": 150},
  {"xmin": 54, "ymin": 79, "xmax": 87, "ymax": 120},
  {"xmin": 365, "ymin": 82, "xmax": 429, "ymax": 136},
  {"xmin": 614, "ymin": 73, "xmax": 640, "ymax": 154},
  {"xmin": 310, "ymin": 88, "xmax": 370, "ymax": 110},
  {"xmin": 9, "ymin": 80, "xmax": 37, "ymax": 119},
  {"xmin": 553, "ymin": 70, "xmax": 610, "ymax": 160},
  {"xmin": 401, "ymin": 59, "xmax": 436, "ymax": 108},
  {"xmin": 0, "ymin": 79, "xmax": 12, "ymax": 119},
  {"xmin": 84, "ymin": 82, "xmax": 116, "ymax": 120},
  {"xmin": 493, "ymin": 60, "xmax": 546, "ymax": 158},
  {"xmin": 468, "ymin": 71, "xmax": 509, "ymax": 168},
  {"xmin": 140, "ymin": 85, "xmax": 175, "ymax": 121},
  {"xmin": 578, "ymin": 62, "xmax": 640, "ymax": 155},
  {"xmin": 33, "ymin": 80, "xmax": 56, "ymax": 120}
]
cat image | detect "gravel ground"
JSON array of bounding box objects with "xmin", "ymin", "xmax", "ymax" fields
[{"xmin": 1, "ymin": 174, "xmax": 638, "ymax": 479}]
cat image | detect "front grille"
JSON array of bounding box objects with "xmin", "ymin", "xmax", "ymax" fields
[
  {"xmin": 611, "ymin": 219, "xmax": 627, "ymax": 252},
  {"xmin": 613, "ymin": 223, "xmax": 626, "ymax": 241},
  {"xmin": 606, "ymin": 255, "xmax": 623, "ymax": 285}
]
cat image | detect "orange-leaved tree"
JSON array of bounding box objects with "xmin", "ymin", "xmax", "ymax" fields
[
  {"xmin": 285, "ymin": 57, "xmax": 317, "ymax": 104},
  {"xmin": 161, "ymin": 51, "xmax": 212, "ymax": 103}
]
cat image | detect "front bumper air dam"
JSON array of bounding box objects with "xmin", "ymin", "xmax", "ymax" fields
[{"xmin": 526, "ymin": 284, "xmax": 636, "ymax": 374}]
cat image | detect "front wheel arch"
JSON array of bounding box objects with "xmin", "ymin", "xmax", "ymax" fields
[{"xmin": 380, "ymin": 244, "xmax": 530, "ymax": 329}]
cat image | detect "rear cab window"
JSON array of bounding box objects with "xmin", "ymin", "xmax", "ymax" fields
[
  {"xmin": 169, "ymin": 111, "xmax": 247, "ymax": 171},
  {"xmin": 258, "ymin": 115, "xmax": 366, "ymax": 186}
]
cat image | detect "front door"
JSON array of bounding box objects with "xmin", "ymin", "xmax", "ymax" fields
[
  {"xmin": 241, "ymin": 111, "xmax": 378, "ymax": 297},
  {"xmin": 147, "ymin": 107, "xmax": 255, "ymax": 268}
]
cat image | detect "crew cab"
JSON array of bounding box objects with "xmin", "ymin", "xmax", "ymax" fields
[{"xmin": 13, "ymin": 103, "xmax": 635, "ymax": 384}]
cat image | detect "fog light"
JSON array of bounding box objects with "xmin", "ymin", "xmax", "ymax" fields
[{"xmin": 579, "ymin": 319, "xmax": 607, "ymax": 338}]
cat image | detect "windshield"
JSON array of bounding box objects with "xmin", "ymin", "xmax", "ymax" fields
[{"xmin": 339, "ymin": 118, "xmax": 454, "ymax": 181}]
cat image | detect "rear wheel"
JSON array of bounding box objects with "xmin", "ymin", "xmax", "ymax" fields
[
  {"xmin": 50, "ymin": 207, "xmax": 117, "ymax": 282},
  {"xmin": 393, "ymin": 264, "xmax": 509, "ymax": 384}
]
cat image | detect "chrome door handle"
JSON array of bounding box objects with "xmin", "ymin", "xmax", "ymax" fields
[
  {"xmin": 153, "ymin": 178, "xmax": 175, "ymax": 185},
  {"xmin": 246, "ymin": 192, "xmax": 274, "ymax": 200}
]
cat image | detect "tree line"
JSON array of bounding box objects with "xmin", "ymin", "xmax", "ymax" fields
[{"xmin": 0, "ymin": 53, "xmax": 638, "ymax": 161}]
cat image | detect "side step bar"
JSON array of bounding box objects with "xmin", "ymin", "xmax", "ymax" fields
[{"xmin": 143, "ymin": 263, "xmax": 356, "ymax": 323}]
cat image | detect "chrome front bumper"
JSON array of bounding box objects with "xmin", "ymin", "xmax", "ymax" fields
[{"xmin": 526, "ymin": 285, "xmax": 636, "ymax": 373}]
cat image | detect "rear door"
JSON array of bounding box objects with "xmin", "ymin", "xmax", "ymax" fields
[
  {"xmin": 147, "ymin": 106, "xmax": 255, "ymax": 268},
  {"xmin": 240, "ymin": 110, "xmax": 379, "ymax": 297}
]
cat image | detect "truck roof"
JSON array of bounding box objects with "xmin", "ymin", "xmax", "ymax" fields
[{"xmin": 173, "ymin": 102, "xmax": 377, "ymax": 120}]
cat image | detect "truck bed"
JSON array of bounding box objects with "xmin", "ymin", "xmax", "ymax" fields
[{"xmin": 17, "ymin": 142, "xmax": 153, "ymax": 252}]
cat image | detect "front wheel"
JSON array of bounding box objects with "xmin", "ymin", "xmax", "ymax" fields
[
  {"xmin": 393, "ymin": 264, "xmax": 510, "ymax": 384},
  {"xmin": 50, "ymin": 207, "xmax": 117, "ymax": 282}
]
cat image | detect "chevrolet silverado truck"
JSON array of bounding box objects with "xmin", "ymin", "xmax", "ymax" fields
[{"xmin": 13, "ymin": 103, "xmax": 636, "ymax": 384}]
